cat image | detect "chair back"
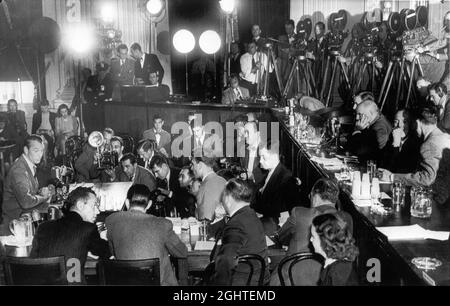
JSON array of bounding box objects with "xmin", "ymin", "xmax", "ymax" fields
[
  {"xmin": 117, "ymin": 134, "xmax": 135, "ymax": 154},
  {"xmin": 97, "ymin": 258, "xmax": 160, "ymax": 285},
  {"xmin": 3, "ymin": 256, "xmax": 67, "ymax": 285},
  {"xmin": 277, "ymin": 252, "xmax": 324, "ymax": 286},
  {"xmin": 235, "ymin": 254, "xmax": 266, "ymax": 286}
]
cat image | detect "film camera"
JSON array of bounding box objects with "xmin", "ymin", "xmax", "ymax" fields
[
  {"xmin": 326, "ymin": 10, "xmax": 349, "ymax": 51},
  {"xmin": 88, "ymin": 131, "xmax": 119, "ymax": 170}
]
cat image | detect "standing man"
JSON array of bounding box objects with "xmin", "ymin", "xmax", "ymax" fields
[
  {"xmin": 278, "ymin": 20, "xmax": 296, "ymax": 84},
  {"xmin": 428, "ymin": 82, "xmax": 450, "ymax": 134},
  {"xmin": 229, "ymin": 42, "xmax": 242, "ymax": 75},
  {"xmin": 239, "ymin": 41, "xmax": 268, "ymax": 96},
  {"xmin": 1, "ymin": 135, "xmax": 52, "ymax": 234},
  {"xmin": 111, "ymin": 44, "xmax": 135, "ymax": 86},
  {"xmin": 130, "ymin": 42, "xmax": 164, "ymax": 85},
  {"xmin": 251, "ymin": 24, "xmax": 265, "ymax": 51},
  {"xmin": 142, "ymin": 114, "xmax": 172, "ymax": 157}
]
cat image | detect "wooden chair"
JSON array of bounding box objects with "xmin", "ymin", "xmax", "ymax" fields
[
  {"xmin": 97, "ymin": 258, "xmax": 160, "ymax": 285},
  {"xmin": 3, "ymin": 256, "xmax": 68, "ymax": 285},
  {"xmin": 277, "ymin": 252, "xmax": 324, "ymax": 286}
]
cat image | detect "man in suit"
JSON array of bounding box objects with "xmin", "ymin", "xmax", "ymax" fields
[
  {"xmin": 209, "ymin": 179, "xmax": 269, "ymax": 285},
  {"xmin": 191, "ymin": 149, "xmax": 226, "ymax": 222},
  {"xmin": 222, "ymin": 74, "xmax": 250, "ymax": 105},
  {"xmin": 118, "ymin": 153, "xmax": 156, "ymax": 192},
  {"xmin": 251, "ymin": 24, "xmax": 265, "ymax": 51},
  {"xmin": 176, "ymin": 166, "xmax": 197, "ymax": 218},
  {"xmin": 239, "ymin": 41, "xmax": 269, "ymax": 96},
  {"xmin": 130, "ymin": 42, "xmax": 164, "ymax": 85},
  {"xmin": 229, "ymin": 42, "xmax": 242, "ymax": 75},
  {"xmin": 310, "ymin": 22, "xmax": 327, "ymax": 93},
  {"xmin": 74, "ymin": 143, "xmax": 102, "ymax": 182},
  {"xmin": 346, "ymin": 100, "xmax": 392, "ymax": 163},
  {"xmin": 6, "ymin": 99, "xmax": 27, "ymax": 137},
  {"xmin": 32, "ymin": 99, "xmax": 57, "ymax": 158},
  {"xmin": 110, "ymin": 44, "xmax": 135, "ymax": 86},
  {"xmin": 30, "ymin": 187, "xmax": 110, "ymax": 284},
  {"xmin": 380, "ymin": 102, "xmax": 450, "ymax": 204},
  {"xmin": 241, "ymin": 121, "xmax": 267, "ymax": 188},
  {"xmin": 277, "ymin": 19, "xmax": 296, "ymax": 84},
  {"xmin": 251, "ymin": 140, "xmax": 301, "ymax": 235},
  {"xmin": 1, "ymin": 135, "xmax": 52, "ymax": 234},
  {"xmin": 428, "ymin": 82, "xmax": 450, "ymax": 134},
  {"xmin": 105, "ymin": 184, "xmax": 187, "ymax": 286},
  {"xmin": 142, "ymin": 114, "xmax": 172, "ymax": 157},
  {"xmin": 189, "ymin": 120, "xmax": 223, "ymax": 158}
]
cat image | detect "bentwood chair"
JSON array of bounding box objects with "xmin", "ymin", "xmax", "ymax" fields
[
  {"xmin": 277, "ymin": 252, "xmax": 324, "ymax": 286},
  {"xmin": 97, "ymin": 258, "xmax": 160, "ymax": 285},
  {"xmin": 3, "ymin": 256, "xmax": 68, "ymax": 285}
]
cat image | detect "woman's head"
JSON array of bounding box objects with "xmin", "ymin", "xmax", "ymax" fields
[
  {"xmin": 311, "ymin": 213, "xmax": 358, "ymax": 262},
  {"xmin": 58, "ymin": 104, "xmax": 70, "ymax": 117}
]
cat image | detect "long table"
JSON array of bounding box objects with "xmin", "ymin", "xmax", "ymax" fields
[{"xmin": 271, "ymin": 109, "xmax": 450, "ymax": 286}]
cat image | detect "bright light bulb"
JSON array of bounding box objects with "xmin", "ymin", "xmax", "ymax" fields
[
  {"xmin": 64, "ymin": 24, "xmax": 96, "ymax": 55},
  {"xmin": 147, "ymin": 0, "xmax": 164, "ymax": 16},
  {"xmin": 219, "ymin": 0, "xmax": 235, "ymax": 14},
  {"xmin": 101, "ymin": 4, "xmax": 115, "ymax": 23},
  {"xmin": 199, "ymin": 30, "xmax": 221, "ymax": 54},
  {"xmin": 173, "ymin": 29, "xmax": 195, "ymax": 54}
]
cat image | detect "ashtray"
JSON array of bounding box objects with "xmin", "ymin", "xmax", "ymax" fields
[{"xmin": 411, "ymin": 257, "xmax": 442, "ymax": 270}]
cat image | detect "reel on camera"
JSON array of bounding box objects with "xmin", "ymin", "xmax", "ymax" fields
[
  {"xmin": 329, "ymin": 10, "xmax": 348, "ymax": 32},
  {"xmin": 296, "ymin": 18, "xmax": 312, "ymax": 41}
]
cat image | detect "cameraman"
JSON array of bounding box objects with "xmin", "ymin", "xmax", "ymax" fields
[{"xmin": 103, "ymin": 136, "xmax": 125, "ymax": 182}]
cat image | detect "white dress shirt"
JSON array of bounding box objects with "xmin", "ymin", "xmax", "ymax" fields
[{"xmin": 239, "ymin": 52, "xmax": 269, "ymax": 84}]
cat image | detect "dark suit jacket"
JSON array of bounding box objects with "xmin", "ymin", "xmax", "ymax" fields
[
  {"xmin": 1, "ymin": 155, "xmax": 47, "ymax": 234},
  {"xmin": 383, "ymin": 133, "xmax": 421, "ymax": 173},
  {"xmin": 319, "ymin": 260, "xmax": 359, "ymax": 286},
  {"xmin": 222, "ymin": 86, "xmax": 250, "ymax": 105},
  {"xmin": 134, "ymin": 53, "xmax": 164, "ymax": 85},
  {"xmin": 6, "ymin": 110, "xmax": 27, "ymax": 134},
  {"xmin": 30, "ymin": 211, "xmax": 111, "ymax": 283},
  {"xmin": 142, "ymin": 128, "xmax": 172, "ymax": 156},
  {"xmin": 74, "ymin": 146, "xmax": 100, "ymax": 182},
  {"xmin": 105, "ymin": 210, "xmax": 187, "ymax": 286},
  {"xmin": 239, "ymin": 150, "xmax": 267, "ymax": 189},
  {"xmin": 251, "ymin": 163, "xmax": 301, "ymax": 233},
  {"xmin": 32, "ymin": 111, "xmax": 57, "ymax": 134},
  {"xmin": 110, "ymin": 57, "xmax": 135, "ymax": 85},
  {"xmin": 210, "ymin": 206, "xmax": 269, "ymax": 286},
  {"xmin": 133, "ymin": 165, "xmax": 157, "ymax": 192},
  {"xmin": 346, "ymin": 114, "xmax": 392, "ymax": 163}
]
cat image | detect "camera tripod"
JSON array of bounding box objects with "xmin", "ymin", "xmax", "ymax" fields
[
  {"xmin": 352, "ymin": 52, "xmax": 382, "ymax": 94},
  {"xmin": 282, "ymin": 54, "xmax": 318, "ymax": 99},
  {"xmin": 378, "ymin": 50, "xmax": 424, "ymax": 112},
  {"xmin": 320, "ymin": 49, "xmax": 352, "ymax": 107},
  {"xmin": 256, "ymin": 43, "xmax": 284, "ymax": 101}
]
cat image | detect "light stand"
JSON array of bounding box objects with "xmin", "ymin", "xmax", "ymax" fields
[
  {"xmin": 185, "ymin": 54, "xmax": 189, "ymax": 97},
  {"xmin": 173, "ymin": 29, "xmax": 195, "ymax": 98}
]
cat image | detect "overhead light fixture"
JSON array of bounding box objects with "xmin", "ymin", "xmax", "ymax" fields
[
  {"xmin": 147, "ymin": 0, "xmax": 165, "ymax": 16},
  {"xmin": 199, "ymin": 30, "xmax": 221, "ymax": 54},
  {"xmin": 64, "ymin": 24, "xmax": 96, "ymax": 55},
  {"xmin": 100, "ymin": 4, "xmax": 115, "ymax": 23},
  {"xmin": 219, "ymin": 0, "xmax": 235, "ymax": 14}
]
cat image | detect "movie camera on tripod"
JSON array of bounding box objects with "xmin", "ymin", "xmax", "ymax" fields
[{"xmin": 326, "ymin": 10, "xmax": 349, "ymax": 51}]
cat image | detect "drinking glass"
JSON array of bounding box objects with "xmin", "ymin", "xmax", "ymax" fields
[
  {"xmin": 367, "ymin": 160, "xmax": 377, "ymax": 181},
  {"xmin": 410, "ymin": 188, "xmax": 432, "ymax": 218},
  {"xmin": 392, "ymin": 181, "xmax": 405, "ymax": 207}
]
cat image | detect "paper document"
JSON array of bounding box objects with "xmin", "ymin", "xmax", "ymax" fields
[
  {"xmin": 376, "ymin": 224, "xmax": 450, "ymax": 241},
  {"xmin": 194, "ymin": 240, "xmax": 215, "ymax": 251}
]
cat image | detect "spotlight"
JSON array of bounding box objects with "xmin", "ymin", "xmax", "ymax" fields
[
  {"xmin": 107, "ymin": 29, "xmax": 116, "ymax": 39},
  {"xmin": 101, "ymin": 4, "xmax": 115, "ymax": 23},
  {"xmin": 147, "ymin": 0, "xmax": 164, "ymax": 16},
  {"xmin": 219, "ymin": 0, "xmax": 235, "ymax": 14},
  {"xmin": 64, "ymin": 24, "xmax": 96, "ymax": 55},
  {"xmin": 173, "ymin": 29, "xmax": 195, "ymax": 54},
  {"xmin": 199, "ymin": 30, "xmax": 221, "ymax": 54}
]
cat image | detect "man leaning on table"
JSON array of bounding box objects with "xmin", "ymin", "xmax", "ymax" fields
[{"xmin": 0, "ymin": 135, "xmax": 52, "ymax": 234}]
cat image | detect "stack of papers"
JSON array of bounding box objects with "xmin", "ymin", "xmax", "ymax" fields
[{"xmin": 376, "ymin": 224, "xmax": 450, "ymax": 241}]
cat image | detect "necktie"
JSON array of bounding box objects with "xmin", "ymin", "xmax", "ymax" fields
[
  {"xmin": 140, "ymin": 57, "xmax": 144, "ymax": 68},
  {"xmin": 163, "ymin": 178, "xmax": 169, "ymax": 190},
  {"xmin": 120, "ymin": 59, "xmax": 124, "ymax": 66},
  {"xmin": 251, "ymin": 56, "xmax": 257, "ymax": 70},
  {"xmin": 235, "ymin": 88, "xmax": 242, "ymax": 100}
]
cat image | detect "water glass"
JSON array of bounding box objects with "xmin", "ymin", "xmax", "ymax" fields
[
  {"xmin": 392, "ymin": 181, "xmax": 405, "ymax": 207},
  {"xmin": 367, "ymin": 160, "xmax": 377, "ymax": 181},
  {"xmin": 410, "ymin": 188, "xmax": 432, "ymax": 218}
]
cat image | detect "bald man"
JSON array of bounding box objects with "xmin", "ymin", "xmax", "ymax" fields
[{"xmin": 346, "ymin": 100, "xmax": 392, "ymax": 162}]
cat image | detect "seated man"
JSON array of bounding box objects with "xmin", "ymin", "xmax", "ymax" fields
[
  {"xmin": 294, "ymin": 93, "xmax": 325, "ymax": 112},
  {"xmin": 31, "ymin": 99, "xmax": 57, "ymax": 159},
  {"xmin": 380, "ymin": 102, "xmax": 450, "ymax": 206},
  {"xmin": 6, "ymin": 99, "xmax": 28, "ymax": 156},
  {"xmin": 428, "ymin": 82, "xmax": 450, "ymax": 134},
  {"xmin": 222, "ymin": 74, "xmax": 250, "ymax": 105},
  {"xmin": 30, "ymin": 187, "xmax": 110, "ymax": 284},
  {"xmin": 209, "ymin": 179, "xmax": 269, "ymax": 285},
  {"xmin": 352, "ymin": 91, "xmax": 374, "ymax": 110},
  {"xmin": 191, "ymin": 149, "xmax": 226, "ymax": 223},
  {"xmin": 142, "ymin": 114, "xmax": 171, "ymax": 157},
  {"xmin": 251, "ymin": 140, "xmax": 301, "ymax": 235},
  {"xmin": 116, "ymin": 153, "xmax": 156, "ymax": 192},
  {"xmin": 137, "ymin": 138, "xmax": 172, "ymax": 170},
  {"xmin": 1, "ymin": 135, "xmax": 52, "ymax": 234},
  {"xmin": 145, "ymin": 70, "xmax": 170, "ymax": 102},
  {"xmin": 189, "ymin": 120, "xmax": 223, "ymax": 158},
  {"xmin": 74, "ymin": 143, "xmax": 102, "ymax": 182},
  {"xmin": 105, "ymin": 184, "xmax": 187, "ymax": 286},
  {"xmin": 176, "ymin": 166, "xmax": 197, "ymax": 218},
  {"xmin": 346, "ymin": 100, "xmax": 392, "ymax": 163}
]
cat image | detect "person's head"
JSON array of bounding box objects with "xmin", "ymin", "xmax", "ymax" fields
[
  {"xmin": 0, "ymin": 114, "xmax": 7, "ymax": 130},
  {"xmin": 190, "ymin": 120, "xmax": 204, "ymax": 139},
  {"xmin": 66, "ymin": 187, "xmax": 99, "ymax": 223},
  {"xmin": 234, "ymin": 114, "xmax": 247, "ymax": 139},
  {"xmin": 178, "ymin": 166, "xmax": 195, "ymax": 188},
  {"xmin": 103, "ymin": 128, "xmax": 114, "ymax": 143},
  {"xmin": 229, "ymin": 74, "xmax": 240, "ymax": 89},
  {"xmin": 309, "ymin": 178, "xmax": 339, "ymax": 208},
  {"xmin": 191, "ymin": 150, "xmax": 217, "ymax": 179},
  {"xmin": 149, "ymin": 71, "xmax": 158, "ymax": 85},
  {"xmin": 110, "ymin": 136, "xmax": 124, "ymax": 157},
  {"xmin": 311, "ymin": 213, "xmax": 358, "ymax": 261},
  {"xmin": 153, "ymin": 114, "xmax": 164, "ymax": 132},
  {"xmin": 285, "ymin": 19, "xmax": 295, "ymax": 36},
  {"xmin": 126, "ymin": 184, "xmax": 152, "ymax": 211},
  {"xmin": 244, "ymin": 121, "xmax": 259, "ymax": 148},
  {"xmin": 116, "ymin": 43, "xmax": 128, "ymax": 60},
  {"xmin": 120, "ymin": 153, "xmax": 138, "ymax": 179},
  {"xmin": 355, "ymin": 100, "xmax": 379, "ymax": 125},
  {"xmin": 7, "ymin": 99, "xmax": 18, "ymax": 112},
  {"xmin": 130, "ymin": 43, "xmax": 143, "ymax": 60},
  {"xmin": 248, "ymin": 41, "xmax": 257, "ymax": 55},
  {"xmin": 251, "ymin": 24, "xmax": 261, "ymax": 38},
  {"xmin": 246, "ymin": 112, "xmax": 257, "ymax": 123},
  {"xmin": 417, "ymin": 78, "xmax": 431, "ymax": 97},
  {"xmin": 150, "ymin": 155, "xmax": 170, "ymax": 180},
  {"xmin": 221, "ymin": 178, "xmax": 254, "ymax": 215},
  {"xmin": 315, "ymin": 22, "xmax": 325, "ymax": 37},
  {"xmin": 353, "ymin": 91, "xmax": 374, "ymax": 110},
  {"xmin": 394, "ymin": 109, "xmax": 413, "ymax": 135},
  {"xmin": 428, "ymin": 82, "xmax": 447, "ymax": 106},
  {"xmin": 40, "ymin": 99, "xmax": 50, "ymax": 113},
  {"xmin": 24, "ymin": 135, "xmax": 45, "ymax": 165},
  {"xmin": 259, "ymin": 140, "xmax": 280, "ymax": 170},
  {"xmin": 415, "ymin": 101, "xmax": 439, "ymax": 137},
  {"xmin": 137, "ymin": 139, "xmax": 157, "ymax": 161},
  {"xmin": 57, "ymin": 104, "xmax": 70, "ymax": 118},
  {"xmin": 230, "ymin": 42, "xmax": 240, "ymax": 54}
]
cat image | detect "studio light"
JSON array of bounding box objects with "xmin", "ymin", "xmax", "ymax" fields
[
  {"xmin": 219, "ymin": 0, "xmax": 235, "ymax": 14},
  {"xmin": 101, "ymin": 4, "xmax": 115, "ymax": 23},
  {"xmin": 64, "ymin": 24, "xmax": 96, "ymax": 55},
  {"xmin": 199, "ymin": 30, "xmax": 221, "ymax": 54},
  {"xmin": 173, "ymin": 29, "xmax": 195, "ymax": 54},
  {"xmin": 147, "ymin": 0, "xmax": 164, "ymax": 16}
]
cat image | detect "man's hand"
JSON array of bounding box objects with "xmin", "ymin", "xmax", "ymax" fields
[
  {"xmin": 355, "ymin": 114, "xmax": 371, "ymax": 131},
  {"xmin": 392, "ymin": 128, "xmax": 406, "ymax": 147}
]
